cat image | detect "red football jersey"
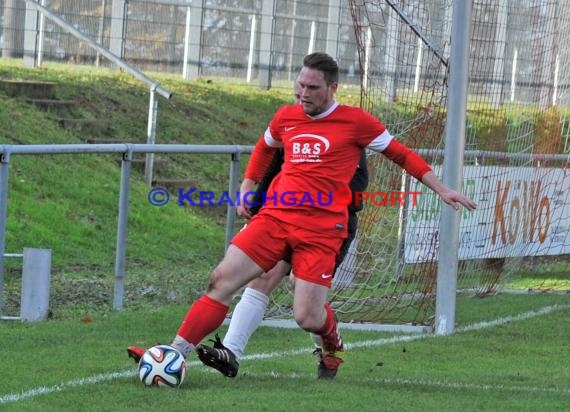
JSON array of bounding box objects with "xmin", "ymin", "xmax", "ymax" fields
[{"xmin": 252, "ymin": 101, "xmax": 393, "ymax": 234}]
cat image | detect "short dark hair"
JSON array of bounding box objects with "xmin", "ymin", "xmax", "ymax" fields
[{"xmin": 303, "ymin": 52, "xmax": 339, "ymax": 85}]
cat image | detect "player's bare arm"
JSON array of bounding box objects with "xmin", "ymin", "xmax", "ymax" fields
[
  {"xmin": 421, "ymin": 171, "xmax": 477, "ymax": 211},
  {"xmin": 377, "ymin": 138, "xmax": 476, "ymax": 212}
]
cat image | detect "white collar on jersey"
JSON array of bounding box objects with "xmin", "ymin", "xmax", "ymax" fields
[{"xmin": 308, "ymin": 100, "xmax": 339, "ymax": 120}]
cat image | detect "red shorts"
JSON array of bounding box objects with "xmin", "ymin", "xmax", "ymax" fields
[{"xmin": 231, "ymin": 214, "xmax": 344, "ymax": 287}]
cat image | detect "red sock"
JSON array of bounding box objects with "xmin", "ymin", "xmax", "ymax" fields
[
  {"xmin": 316, "ymin": 303, "xmax": 343, "ymax": 352},
  {"xmin": 176, "ymin": 295, "xmax": 229, "ymax": 346}
]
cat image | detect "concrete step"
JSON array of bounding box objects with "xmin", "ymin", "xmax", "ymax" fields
[
  {"xmin": 57, "ymin": 118, "xmax": 107, "ymax": 132},
  {"xmin": 0, "ymin": 80, "xmax": 57, "ymax": 99},
  {"xmin": 151, "ymin": 178, "xmax": 195, "ymax": 190},
  {"xmin": 82, "ymin": 137, "xmax": 137, "ymax": 144},
  {"xmin": 27, "ymin": 98, "xmax": 76, "ymax": 110},
  {"xmin": 126, "ymin": 158, "xmax": 169, "ymax": 173},
  {"xmin": 113, "ymin": 156, "xmax": 168, "ymax": 173}
]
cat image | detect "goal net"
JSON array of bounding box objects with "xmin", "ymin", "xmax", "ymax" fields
[{"xmin": 264, "ymin": 0, "xmax": 570, "ymax": 328}]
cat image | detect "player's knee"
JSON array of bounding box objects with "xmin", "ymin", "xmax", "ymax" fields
[
  {"xmin": 206, "ymin": 265, "xmax": 228, "ymax": 293},
  {"xmin": 293, "ymin": 308, "xmax": 320, "ymax": 331}
]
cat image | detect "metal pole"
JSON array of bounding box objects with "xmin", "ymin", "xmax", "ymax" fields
[
  {"xmin": 553, "ymin": 54, "xmax": 559, "ymax": 106},
  {"xmin": 384, "ymin": 6, "xmax": 399, "ymax": 101},
  {"xmin": 287, "ymin": 0, "xmax": 297, "ymax": 81},
  {"xmin": 395, "ymin": 172, "xmax": 409, "ymax": 280},
  {"xmin": 186, "ymin": 0, "xmax": 205, "ymax": 80},
  {"xmin": 414, "ymin": 36, "xmax": 422, "ymax": 93},
  {"xmin": 225, "ymin": 152, "xmax": 241, "ymax": 250},
  {"xmin": 491, "ymin": 0, "xmax": 508, "ymax": 109},
  {"xmin": 246, "ymin": 14, "xmax": 256, "ymax": 83},
  {"xmin": 363, "ymin": 26, "xmax": 372, "ymax": 92},
  {"xmin": 435, "ymin": 0, "xmax": 472, "ymax": 335},
  {"xmin": 259, "ymin": 0, "xmax": 275, "ymax": 89},
  {"xmin": 182, "ymin": 3, "xmax": 191, "ymax": 79},
  {"xmin": 113, "ymin": 147, "xmax": 133, "ymax": 310},
  {"xmin": 23, "ymin": 0, "xmax": 40, "ymax": 67},
  {"xmin": 37, "ymin": 0, "xmax": 46, "ymax": 66},
  {"xmin": 145, "ymin": 87, "xmax": 158, "ymax": 186},
  {"xmin": 96, "ymin": 0, "xmax": 107, "ymax": 67},
  {"xmin": 510, "ymin": 48, "xmax": 517, "ymax": 102},
  {"xmin": 0, "ymin": 148, "xmax": 10, "ymax": 316},
  {"xmin": 325, "ymin": 0, "xmax": 341, "ymax": 58},
  {"xmin": 308, "ymin": 21, "xmax": 316, "ymax": 54}
]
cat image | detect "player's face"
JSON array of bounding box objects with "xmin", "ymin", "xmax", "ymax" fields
[{"xmin": 296, "ymin": 67, "xmax": 337, "ymax": 116}]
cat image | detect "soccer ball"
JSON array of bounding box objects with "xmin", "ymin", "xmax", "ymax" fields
[{"xmin": 138, "ymin": 344, "xmax": 186, "ymax": 388}]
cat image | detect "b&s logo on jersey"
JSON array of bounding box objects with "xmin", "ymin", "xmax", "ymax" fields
[{"xmin": 290, "ymin": 134, "xmax": 330, "ymax": 163}]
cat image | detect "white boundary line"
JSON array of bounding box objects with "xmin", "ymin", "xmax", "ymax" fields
[
  {"xmin": 257, "ymin": 318, "xmax": 431, "ymax": 333},
  {"xmin": 234, "ymin": 371, "xmax": 570, "ymax": 395},
  {"xmin": 1, "ymin": 304, "xmax": 569, "ymax": 404}
]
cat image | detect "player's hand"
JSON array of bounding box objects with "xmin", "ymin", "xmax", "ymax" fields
[
  {"xmin": 237, "ymin": 197, "xmax": 253, "ymax": 219},
  {"xmin": 421, "ymin": 171, "xmax": 477, "ymax": 211},
  {"xmin": 237, "ymin": 178, "xmax": 256, "ymax": 219},
  {"xmin": 439, "ymin": 188, "xmax": 477, "ymax": 211}
]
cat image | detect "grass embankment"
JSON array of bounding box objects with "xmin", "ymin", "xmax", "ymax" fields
[{"xmin": 0, "ymin": 60, "xmax": 294, "ymax": 316}]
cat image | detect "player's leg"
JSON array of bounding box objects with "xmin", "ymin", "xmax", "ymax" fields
[
  {"xmin": 196, "ymin": 260, "xmax": 290, "ymax": 377},
  {"xmin": 223, "ymin": 260, "xmax": 291, "ymax": 359},
  {"xmin": 293, "ymin": 278, "xmax": 343, "ymax": 379},
  {"xmin": 170, "ymin": 244, "xmax": 266, "ymax": 355},
  {"xmin": 291, "ymin": 232, "xmax": 345, "ymax": 379},
  {"xmin": 306, "ymin": 213, "xmax": 357, "ymax": 353},
  {"xmin": 128, "ymin": 215, "xmax": 286, "ymax": 365},
  {"xmin": 287, "ymin": 274, "xmax": 325, "ymax": 351},
  {"xmin": 128, "ymin": 244, "xmax": 264, "ymax": 364}
]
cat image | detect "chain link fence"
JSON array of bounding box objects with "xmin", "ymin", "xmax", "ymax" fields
[
  {"xmin": 1, "ymin": 0, "xmax": 362, "ymax": 91},
  {"xmin": 3, "ymin": 0, "xmax": 566, "ymax": 105}
]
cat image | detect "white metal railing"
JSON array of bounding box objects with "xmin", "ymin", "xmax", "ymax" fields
[
  {"xmin": 24, "ymin": 0, "xmax": 173, "ymax": 186},
  {"xmin": 0, "ymin": 143, "xmax": 253, "ymax": 317},
  {"xmin": 1, "ymin": 144, "xmax": 567, "ymax": 318}
]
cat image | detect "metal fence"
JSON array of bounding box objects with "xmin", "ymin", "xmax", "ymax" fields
[
  {"xmin": 2, "ymin": 0, "xmax": 568, "ymax": 105},
  {"xmin": 2, "ymin": 0, "xmax": 570, "ymax": 326},
  {"xmin": 0, "ymin": 143, "xmax": 252, "ymax": 316},
  {"xmin": 1, "ymin": 0, "xmax": 362, "ymax": 90}
]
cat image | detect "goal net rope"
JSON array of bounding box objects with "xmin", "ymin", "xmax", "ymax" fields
[{"xmin": 263, "ymin": 0, "xmax": 570, "ymax": 328}]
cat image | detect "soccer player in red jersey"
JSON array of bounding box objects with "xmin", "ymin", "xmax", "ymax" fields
[
  {"xmin": 128, "ymin": 52, "xmax": 476, "ymax": 378},
  {"xmin": 193, "ymin": 87, "xmax": 368, "ymax": 379}
]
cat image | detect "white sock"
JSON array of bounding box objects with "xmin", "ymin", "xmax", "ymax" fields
[
  {"xmin": 171, "ymin": 335, "xmax": 195, "ymax": 358},
  {"xmin": 309, "ymin": 332, "xmax": 323, "ymax": 349},
  {"xmin": 223, "ymin": 287, "xmax": 269, "ymax": 361}
]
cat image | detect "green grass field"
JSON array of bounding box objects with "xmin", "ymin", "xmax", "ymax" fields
[
  {"xmin": 1, "ymin": 293, "xmax": 569, "ymax": 411},
  {"xmin": 0, "ymin": 60, "xmax": 569, "ymax": 411}
]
